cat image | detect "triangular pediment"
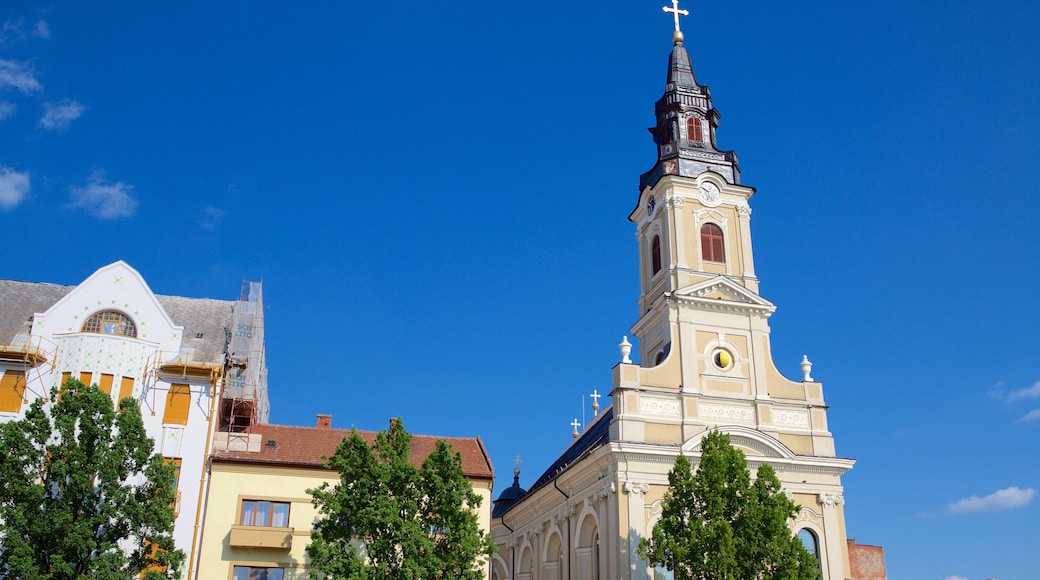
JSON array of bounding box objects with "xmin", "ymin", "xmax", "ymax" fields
[{"xmin": 673, "ymin": 276, "xmax": 776, "ymax": 314}]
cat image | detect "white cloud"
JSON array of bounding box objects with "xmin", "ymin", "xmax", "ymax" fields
[
  {"xmin": 1007, "ymin": 381, "xmax": 1040, "ymax": 402},
  {"xmin": 1018, "ymin": 409, "xmax": 1040, "ymax": 423},
  {"xmin": 990, "ymin": 380, "xmax": 1040, "ymax": 403},
  {"xmin": 942, "ymin": 576, "xmax": 969, "ymax": 580},
  {"xmin": 948, "ymin": 486, "xmax": 1035, "ymax": 514},
  {"xmin": 0, "ymin": 18, "xmax": 49, "ymax": 44},
  {"xmin": 0, "ymin": 59, "xmax": 42, "ymax": 94},
  {"xmin": 67, "ymin": 170, "xmax": 139, "ymax": 219},
  {"xmin": 0, "ymin": 167, "xmax": 31, "ymax": 210},
  {"xmin": 198, "ymin": 206, "xmax": 225, "ymax": 230},
  {"xmin": 39, "ymin": 100, "xmax": 85, "ymax": 130},
  {"xmin": 0, "ymin": 101, "xmax": 14, "ymax": 121},
  {"xmin": 33, "ymin": 20, "xmax": 50, "ymax": 40},
  {"xmin": 0, "ymin": 18, "xmax": 25, "ymax": 45}
]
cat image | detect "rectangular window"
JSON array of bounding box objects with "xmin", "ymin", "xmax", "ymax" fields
[
  {"xmin": 79, "ymin": 371, "xmax": 93, "ymax": 386},
  {"xmin": 240, "ymin": 500, "xmax": 291, "ymax": 527},
  {"xmin": 232, "ymin": 566, "xmax": 284, "ymax": 580},
  {"xmin": 0, "ymin": 370, "xmax": 26, "ymax": 413},
  {"xmin": 165, "ymin": 457, "xmax": 183, "ymax": 516},
  {"xmin": 99, "ymin": 374, "xmax": 114, "ymax": 395},
  {"xmin": 162, "ymin": 383, "xmax": 190, "ymax": 425},
  {"xmin": 118, "ymin": 376, "xmax": 135, "ymax": 402},
  {"xmin": 60, "ymin": 371, "xmax": 71, "ymax": 389}
]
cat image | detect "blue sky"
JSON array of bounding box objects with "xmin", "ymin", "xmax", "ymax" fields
[{"xmin": 2, "ymin": 1, "xmax": 1038, "ymax": 577}]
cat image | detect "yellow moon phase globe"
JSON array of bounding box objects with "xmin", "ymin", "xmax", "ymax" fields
[{"xmin": 714, "ymin": 349, "xmax": 732, "ymax": 369}]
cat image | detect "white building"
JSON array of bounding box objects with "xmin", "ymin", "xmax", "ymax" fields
[{"xmin": 0, "ymin": 260, "xmax": 269, "ymax": 577}]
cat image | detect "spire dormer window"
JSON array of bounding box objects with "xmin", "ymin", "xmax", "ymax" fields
[
  {"xmin": 687, "ymin": 116, "xmax": 703, "ymax": 144},
  {"xmin": 651, "ymin": 236, "xmax": 663, "ymax": 275},
  {"xmin": 654, "ymin": 120, "xmax": 675, "ymax": 145},
  {"xmin": 700, "ymin": 223, "xmax": 725, "ymax": 263}
]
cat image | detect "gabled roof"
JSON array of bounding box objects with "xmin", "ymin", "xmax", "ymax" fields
[
  {"xmin": 212, "ymin": 423, "xmax": 495, "ymax": 480},
  {"xmin": 0, "ymin": 280, "xmax": 72, "ymax": 342},
  {"xmin": 0, "ymin": 277, "xmax": 234, "ymax": 356}
]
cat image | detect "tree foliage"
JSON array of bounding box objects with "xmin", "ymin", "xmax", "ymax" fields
[
  {"xmin": 637, "ymin": 430, "xmax": 821, "ymax": 580},
  {"xmin": 307, "ymin": 418, "xmax": 496, "ymax": 579},
  {"xmin": 0, "ymin": 379, "xmax": 184, "ymax": 579}
]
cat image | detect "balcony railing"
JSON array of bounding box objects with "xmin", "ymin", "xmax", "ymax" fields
[{"xmin": 229, "ymin": 525, "xmax": 293, "ymax": 550}]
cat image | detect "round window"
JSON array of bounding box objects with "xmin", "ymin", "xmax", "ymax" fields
[{"xmin": 712, "ymin": 348, "xmax": 734, "ymax": 370}]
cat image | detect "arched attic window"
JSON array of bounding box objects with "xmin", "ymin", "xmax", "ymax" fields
[
  {"xmin": 651, "ymin": 236, "xmax": 663, "ymax": 275},
  {"xmin": 687, "ymin": 117, "xmax": 703, "ymax": 143},
  {"xmin": 81, "ymin": 310, "xmax": 137, "ymax": 337},
  {"xmin": 700, "ymin": 223, "xmax": 725, "ymax": 263}
]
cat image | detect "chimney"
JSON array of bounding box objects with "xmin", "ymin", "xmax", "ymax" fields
[{"xmin": 316, "ymin": 414, "xmax": 332, "ymax": 430}]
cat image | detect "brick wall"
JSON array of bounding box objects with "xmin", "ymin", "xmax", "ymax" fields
[{"xmin": 848, "ymin": 539, "xmax": 886, "ymax": 580}]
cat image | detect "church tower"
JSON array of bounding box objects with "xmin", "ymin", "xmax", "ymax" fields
[
  {"xmin": 611, "ymin": 5, "xmax": 855, "ymax": 577},
  {"xmin": 490, "ymin": 6, "xmax": 857, "ymax": 580}
]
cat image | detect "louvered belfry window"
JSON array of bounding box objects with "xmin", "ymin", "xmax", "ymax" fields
[{"xmin": 701, "ymin": 223, "xmax": 725, "ymax": 263}]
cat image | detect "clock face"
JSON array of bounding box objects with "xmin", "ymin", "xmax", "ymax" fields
[
  {"xmin": 699, "ymin": 182, "xmax": 720, "ymax": 204},
  {"xmin": 646, "ymin": 195, "xmax": 657, "ymax": 214}
]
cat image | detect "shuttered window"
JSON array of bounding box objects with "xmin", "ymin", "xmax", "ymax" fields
[
  {"xmin": 163, "ymin": 384, "xmax": 190, "ymax": 425},
  {"xmin": 79, "ymin": 372, "xmax": 93, "ymax": 386},
  {"xmin": 700, "ymin": 223, "xmax": 725, "ymax": 263},
  {"xmin": 687, "ymin": 116, "xmax": 703, "ymax": 143},
  {"xmin": 59, "ymin": 372, "xmax": 71, "ymax": 389},
  {"xmin": 99, "ymin": 374, "xmax": 114, "ymax": 395},
  {"xmin": 118, "ymin": 377, "xmax": 135, "ymax": 402},
  {"xmin": 0, "ymin": 370, "xmax": 26, "ymax": 412}
]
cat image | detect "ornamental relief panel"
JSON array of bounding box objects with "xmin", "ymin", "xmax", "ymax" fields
[
  {"xmin": 794, "ymin": 506, "xmax": 823, "ymax": 525},
  {"xmin": 638, "ymin": 397, "xmax": 680, "ymax": 417},
  {"xmin": 771, "ymin": 409, "xmax": 810, "ymax": 428},
  {"xmin": 698, "ymin": 403, "xmax": 754, "ymax": 422}
]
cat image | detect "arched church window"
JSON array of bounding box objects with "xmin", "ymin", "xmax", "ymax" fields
[
  {"xmin": 651, "ymin": 236, "xmax": 662, "ymax": 275},
  {"xmin": 700, "ymin": 223, "xmax": 725, "ymax": 263},
  {"xmin": 797, "ymin": 528, "xmax": 821, "ymax": 568},
  {"xmin": 687, "ymin": 117, "xmax": 703, "ymax": 143},
  {"xmin": 81, "ymin": 310, "xmax": 137, "ymax": 337}
]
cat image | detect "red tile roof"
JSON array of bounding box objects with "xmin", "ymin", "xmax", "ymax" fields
[{"xmin": 212, "ymin": 424, "xmax": 494, "ymax": 480}]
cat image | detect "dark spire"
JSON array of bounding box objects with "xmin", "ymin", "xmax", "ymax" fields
[
  {"xmin": 491, "ymin": 463, "xmax": 527, "ymax": 518},
  {"xmin": 639, "ymin": 31, "xmax": 741, "ymax": 191},
  {"xmin": 666, "ymin": 37, "xmax": 697, "ymax": 89}
]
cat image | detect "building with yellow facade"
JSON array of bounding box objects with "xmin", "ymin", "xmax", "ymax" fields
[
  {"xmin": 195, "ymin": 416, "xmax": 495, "ymax": 580},
  {"xmin": 489, "ymin": 13, "xmax": 868, "ymax": 580}
]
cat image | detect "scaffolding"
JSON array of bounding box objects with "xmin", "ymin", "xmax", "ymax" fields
[
  {"xmin": 139, "ymin": 280, "xmax": 269, "ymax": 452},
  {"xmin": 215, "ymin": 280, "xmax": 269, "ymax": 449},
  {"xmin": 0, "ymin": 324, "xmax": 58, "ymax": 404}
]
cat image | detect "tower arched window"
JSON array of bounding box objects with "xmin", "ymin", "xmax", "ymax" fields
[
  {"xmin": 687, "ymin": 117, "xmax": 703, "ymax": 143},
  {"xmin": 651, "ymin": 236, "xmax": 663, "ymax": 275},
  {"xmin": 700, "ymin": 223, "xmax": 725, "ymax": 263},
  {"xmin": 81, "ymin": 310, "xmax": 137, "ymax": 337},
  {"xmin": 797, "ymin": 528, "xmax": 821, "ymax": 568}
]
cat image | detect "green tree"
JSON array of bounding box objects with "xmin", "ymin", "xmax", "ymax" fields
[
  {"xmin": 0, "ymin": 379, "xmax": 184, "ymax": 579},
  {"xmin": 637, "ymin": 430, "xmax": 821, "ymax": 580},
  {"xmin": 307, "ymin": 418, "xmax": 496, "ymax": 579}
]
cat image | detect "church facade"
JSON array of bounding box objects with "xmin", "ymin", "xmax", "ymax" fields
[{"xmin": 489, "ymin": 14, "xmax": 856, "ymax": 580}]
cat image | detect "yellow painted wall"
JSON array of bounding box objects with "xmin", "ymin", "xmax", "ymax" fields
[{"xmin": 198, "ymin": 461, "xmax": 494, "ymax": 580}]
